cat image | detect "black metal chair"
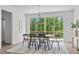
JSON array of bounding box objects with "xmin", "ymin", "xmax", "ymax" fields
[
  {"xmin": 49, "ymin": 34, "xmax": 60, "ymax": 50},
  {"xmin": 22, "ymin": 34, "xmax": 29, "ymax": 46},
  {"xmin": 38, "ymin": 33, "xmax": 47, "ymax": 50},
  {"xmin": 28, "ymin": 34, "xmax": 38, "ymax": 50}
]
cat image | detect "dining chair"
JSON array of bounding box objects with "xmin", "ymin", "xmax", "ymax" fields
[
  {"xmin": 28, "ymin": 34, "xmax": 38, "ymax": 50},
  {"xmin": 45, "ymin": 33, "xmax": 60, "ymax": 50},
  {"xmin": 49, "ymin": 34, "xmax": 60, "ymax": 50},
  {"xmin": 38, "ymin": 33, "xmax": 47, "ymax": 50},
  {"xmin": 49, "ymin": 38, "xmax": 60, "ymax": 50},
  {"xmin": 22, "ymin": 34, "xmax": 29, "ymax": 46}
]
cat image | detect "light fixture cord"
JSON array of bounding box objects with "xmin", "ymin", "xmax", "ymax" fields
[{"xmin": 38, "ymin": 5, "xmax": 40, "ymax": 18}]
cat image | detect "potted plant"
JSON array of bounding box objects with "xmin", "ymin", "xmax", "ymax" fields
[{"xmin": 71, "ymin": 20, "xmax": 79, "ymax": 36}]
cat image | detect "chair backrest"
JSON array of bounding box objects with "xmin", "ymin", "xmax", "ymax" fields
[
  {"xmin": 23, "ymin": 34, "xmax": 28, "ymax": 39},
  {"xmin": 29, "ymin": 34, "xmax": 36, "ymax": 37},
  {"xmin": 38, "ymin": 33, "xmax": 46, "ymax": 42},
  {"xmin": 38, "ymin": 33, "xmax": 45, "ymax": 37}
]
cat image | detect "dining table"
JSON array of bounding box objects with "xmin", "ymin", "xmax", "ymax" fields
[{"xmin": 23, "ymin": 33, "xmax": 60, "ymax": 50}]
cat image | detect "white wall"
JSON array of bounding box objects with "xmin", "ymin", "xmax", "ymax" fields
[
  {"xmin": 26, "ymin": 11, "xmax": 73, "ymax": 42},
  {"xmin": 0, "ymin": 6, "xmax": 26, "ymax": 49},
  {"xmin": 73, "ymin": 6, "xmax": 79, "ymax": 48},
  {"xmin": 74, "ymin": 6, "xmax": 79, "ymax": 21},
  {"xmin": 0, "ymin": 9, "xmax": 1, "ymax": 48},
  {"xmin": 12, "ymin": 9, "xmax": 26, "ymax": 44}
]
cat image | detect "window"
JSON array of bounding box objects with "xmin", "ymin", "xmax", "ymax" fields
[
  {"xmin": 30, "ymin": 17, "xmax": 36, "ymax": 33},
  {"xmin": 46, "ymin": 17, "xmax": 54, "ymax": 34},
  {"xmin": 37, "ymin": 18, "xmax": 44, "ymax": 32},
  {"xmin": 30, "ymin": 16, "xmax": 63, "ymax": 38},
  {"xmin": 55, "ymin": 16, "xmax": 63, "ymax": 38}
]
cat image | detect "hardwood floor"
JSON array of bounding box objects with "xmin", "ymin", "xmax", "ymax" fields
[
  {"xmin": 0, "ymin": 42, "xmax": 79, "ymax": 54},
  {"xmin": 0, "ymin": 43, "xmax": 19, "ymax": 54},
  {"xmin": 65, "ymin": 42, "xmax": 79, "ymax": 54}
]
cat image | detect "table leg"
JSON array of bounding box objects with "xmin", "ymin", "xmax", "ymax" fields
[
  {"xmin": 57, "ymin": 41, "xmax": 60, "ymax": 50},
  {"xmin": 52, "ymin": 41, "xmax": 53, "ymax": 49},
  {"xmin": 47, "ymin": 39, "xmax": 50, "ymax": 50},
  {"xmin": 28, "ymin": 37, "xmax": 32, "ymax": 49},
  {"xmin": 44, "ymin": 42, "xmax": 46, "ymax": 50}
]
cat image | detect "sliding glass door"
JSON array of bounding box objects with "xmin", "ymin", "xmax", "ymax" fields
[
  {"xmin": 55, "ymin": 16, "xmax": 63, "ymax": 38},
  {"xmin": 46, "ymin": 17, "xmax": 54, "ymax": 34},
  {"xmin": 30, "ymin": 16, "xmax": 63, "ymax": 39}
]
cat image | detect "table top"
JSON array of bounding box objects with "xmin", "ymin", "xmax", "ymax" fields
[{"xmin": 24, "ymin": 34, "xmax": 54, "ymax": 38}]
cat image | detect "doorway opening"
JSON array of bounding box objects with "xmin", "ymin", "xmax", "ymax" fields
[{"xmin": 1, "ymin": 10, "xmax": 12, "ymax": 48}]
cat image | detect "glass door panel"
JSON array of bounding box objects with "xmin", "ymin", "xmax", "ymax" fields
[{"xmin": 30, "ymin": 16, "xmax": 64, "ymax": 39}]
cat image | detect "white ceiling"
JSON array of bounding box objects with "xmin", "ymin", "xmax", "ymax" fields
[
  {"xmin": 0, "ymin": 5, "xmax": 78, "ymax": 14},
  {"xmin": 17, "ymin": 5, "xmax": 77, "ymax": 14}
]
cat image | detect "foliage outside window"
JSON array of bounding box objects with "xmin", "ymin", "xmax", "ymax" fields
[{"xmin": 30, "ymin": 16, "xmax": 63, "ymax": 38}]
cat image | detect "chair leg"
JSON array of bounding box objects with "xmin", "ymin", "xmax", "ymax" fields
[
  {"xmin": 44, "ymin": 43, "xmax": 46, "ymax": 50},
  {"xmin": 57, "ymin": 41, "xmax": 60, "ymax": 50},
  {"xmin": 22, "ymin": 39, "xmax": 25, "ymax": 46},
  {"xmin": 28, "ymin": 42, "xmax": 31, "ymax": 49},
  {"xmin": 38, "ymin": 43, "xmax": 40, "ymax": 50},
  {"xmin": 37, "ymin": 43, "xmax": 39, "ymax": 50},
  {"xmin": 39, "ymin": 42, "xmax": 41, "ymax": 48},
  {"xmin": 32, "ymin": 42, "xmax": 33, "ymax": 46},
  {"xmin": 28, "ymin": 42, "xmax": 30, "ymax": 48},
  {"xmin": 38, "ymin": 45, "xmax": 39, "ymax": 50},
  {"xmin": 51, "ymin": 41, "xmax": 53, "ymax": 49},
  {"xmin": 35, "ymin": 42, "xmax": 37, "ymax": 50},
  {"xmin": 47, "ymin": 40, "xmax": 50, "ymax": 50}
]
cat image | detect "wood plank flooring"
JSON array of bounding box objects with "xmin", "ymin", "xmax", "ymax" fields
[{"xmin": 0, "ymin": 42, "xmax": 79, "ymax": 54}]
